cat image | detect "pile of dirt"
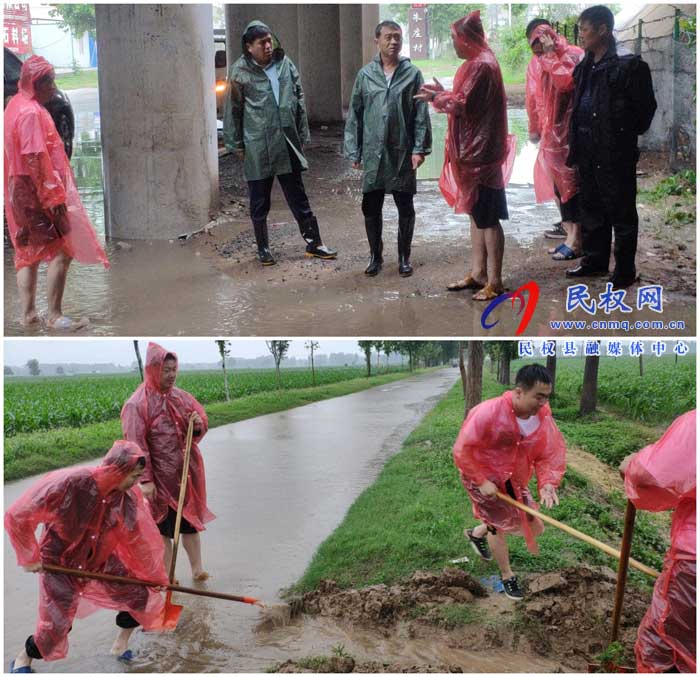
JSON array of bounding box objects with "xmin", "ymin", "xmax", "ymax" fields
[
  {"xmin": 291, "ymin": 565, "xmax": 653, "ymax": 671},
  {"xmin": 297, "ymin": 568, "xmax": 487, "ymax": 626},
  {"xmin": 517, "ymin": 566, "xmax": 651, "ymax": 667},
  {"xmin": 273, "ymin": 657, "xmax": 463, "ymax": 673}
]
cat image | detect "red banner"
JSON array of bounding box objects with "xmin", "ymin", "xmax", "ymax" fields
[{"xmin": 4, "ymin": 4, "xmax": 32, "ymax": 55}]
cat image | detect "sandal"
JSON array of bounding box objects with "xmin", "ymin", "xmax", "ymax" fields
[
  {"xmin": 447, "ymin": 276, "xmax": 486, "ymax": 291},
  {"xmin": 473, "ymin": 283, "xmax": 505, "ymax": 301},
  {"xmin": 551, "ymin": 244, "xmax": 581, "ymax": 261}
]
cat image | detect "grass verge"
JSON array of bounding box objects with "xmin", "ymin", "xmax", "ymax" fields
[
  {"xmin": 293, "ymin": 372, "xmax": 669, "ymax": 596},
  {"xmin": 4, "ymin": 370, "xmax": 428, "ymax": 482},
  {"xmin": 55, "ymin": 70, "xmax": 99, "ymax": 90}
]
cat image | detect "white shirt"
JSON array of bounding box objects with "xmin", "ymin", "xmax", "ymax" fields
[{"xmin": 517, "ymin": 415, "xmax": 540, "ymax": 438}]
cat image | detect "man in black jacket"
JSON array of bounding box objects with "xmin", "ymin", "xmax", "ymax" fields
[{"xmin": 565, "ymin": 5, "xmax": 656, "ymax": 288}]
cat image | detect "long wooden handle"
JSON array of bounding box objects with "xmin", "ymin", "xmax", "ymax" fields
[
  {"xmin": 168, "ymin": 418, "xmax": 195, "ymax": 588},
  {"xmin": 43, "ymin": 563, "xmax": 262, "ymax": 606},
  {"xmin": 495, "ymin": 491, "xmax": 658, "ymax": 578},
  {"xmin": 611, "ymin": 501, "xmax": 637, "ymax": 641}
]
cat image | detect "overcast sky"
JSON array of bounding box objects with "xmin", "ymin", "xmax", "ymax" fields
[{"xmin": 3, "ymin": 339, "xmax": 365, "ymax": 367}]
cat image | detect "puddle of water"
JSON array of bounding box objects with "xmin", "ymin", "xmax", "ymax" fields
[{"xmin": 260, "ymin": 615, "xmax": 560, "ymax": 673}]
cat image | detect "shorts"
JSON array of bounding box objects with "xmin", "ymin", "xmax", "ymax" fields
[
  {"xmin": 471, "ymin": 185, "xmax": 509, "ymax": 229},
  {"xmin": 554, "ymin": 186, "xmax": 580, "ymax": 223},
  {"xmin": 157, "ymin": 506, "xmax": 199, "ymax": 539}
]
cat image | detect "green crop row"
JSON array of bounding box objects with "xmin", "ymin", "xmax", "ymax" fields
[{"xmin": 4, "ymin": 366, "xmax": 405, "ymax": 437}]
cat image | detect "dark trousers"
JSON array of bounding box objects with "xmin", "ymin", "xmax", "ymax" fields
[
  {"xmin": 578, "ymin": 158, "xmax": 639, "ymax": 276},
  {"xmin": 361, "ymin": 190, "xmax": 415, "ymax": 220},
  {"xmin": 247, "ymin": 148, "xmax": 314, "ymax": 227}
]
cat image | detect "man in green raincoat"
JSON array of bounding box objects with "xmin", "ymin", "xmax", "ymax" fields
[
  {"xmin": 344, "ymin": 21, "xmax": 432, "ymax": 277},
  {"xmin": 224, "ymin": 21, "xmax": 337, "ymax": 266}
]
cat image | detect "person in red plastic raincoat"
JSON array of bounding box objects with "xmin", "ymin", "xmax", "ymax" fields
[
  {"xmin": 453, "ymin": 364, "xmax": 567, "ymax": 600},
  {"xmin": 3, "ymin": 56, "xmax": 109, "ymax": 331},
  {"xmin": 4, "ymin": 441, "xmax": 168, "ymax": 672},
  {"xmin": 121, "ymin": 342, "xmax": 215, "ymax": 582},
  {"xmin": 528, "ymin": 23, "xmax": 584, "ymax": 264},
  {"xmin": 415, "ymin": 11, "xmax": 515, "ymax": 301},
  {"xmin": 526, "ymin": 18, "xmax": 568, "ymax": 242},
  {"xmin": 619, "ymin": 409, "xmax": 696, "ymax": 673}
]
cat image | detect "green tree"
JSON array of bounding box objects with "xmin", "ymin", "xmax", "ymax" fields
[
  {"xmin": 27, "ymin": 359, "xmax": 40, "ymax": 376},
  {"xmin": 216, "ymin": 340, "xmax": 232, "ymax": 401},
  {"xmin": 49, "ymin": 4, "xmax": 96, "ymax": 39},
  {"xmin": 266, "ymin": 341, "xmax": 290, "ymax": 389},
  {"xmin": 305, "ymin": 340, "xmax": 320, "ymax": 386},
  {"xmin": 464, "ymin": 341, "xmax": 484, "ymax": 417},
  {"xmin": 358, "ymin": 341, "xmax": 374, "ymax": 377},
  {"xmin": 133, "ymin": 340, "xmax": 144, "ymax": 381},
  {"xmin": 4, "ymin": 366, "xmax": 14, "ymax": 376},
  {"xmin": 56, "ymin": 366, "xmax": 65, "ymax": 375}
]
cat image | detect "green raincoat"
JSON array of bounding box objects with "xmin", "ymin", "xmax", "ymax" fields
[
  {"xmin": 224, "ymin": 20, "xmax": 311, "ymax": 181},
  {"xmin": 344, "ymin": 56, "xmax": 432, "ymax": 195}
]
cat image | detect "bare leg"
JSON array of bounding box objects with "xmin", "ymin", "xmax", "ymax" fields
[
  {"xmin": 46, "ymin": 251, "xmax": 72, "ymax": 323},
  {"xmin": 469, "ymin": 217, "xmax": 488, "ymax": 283},
  {"xmin": 16, "ymin": 263, "xmax": 40, "ymax": 326},
  {"xmin": 486, "ymin": 531, "xmax": 514, "ymax": 580},
  {"xmin": 471, "ymin": 522, "xmax": 488, "ymax": 539},
  {"xmin": 566, "ymin": 221, "xmax": 582, "ymax": 253},
  {"xmin": 483, "ymin": 223, "xmax": 505, "ymax": 290},
  {"xmin": 182, "ymin": 533, "xmax": 209, "ymax": 580},
  {"xmin": 110, "ymin": 627, "xmax": 136, "ymax": 656},
  {"xmin": 162, "ymin": 536, "xmax": 173, "ymax": 575},
  {"xmin": 12, "ymin": 647, "xmax": 32, "ymax": 670}
]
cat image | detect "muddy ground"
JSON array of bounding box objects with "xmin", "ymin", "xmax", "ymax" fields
[
  {"xmin": 268, "ymin": 565, "xmax": 651, "ymax": 673},
  {"xmin": 202, "ymin": 121, "xmax": 695, "ymax": 336}
]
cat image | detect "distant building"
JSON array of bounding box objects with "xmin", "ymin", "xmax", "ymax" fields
[{"xmin": 26, "ymin": 3, "xmax": 97, "ymax": 72}]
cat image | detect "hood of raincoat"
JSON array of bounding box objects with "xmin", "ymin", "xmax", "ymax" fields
[
  {"xmin": 18, "ymin": 55, "xmax": 54, "ymax": 99},
  {"xmin": 529, "ymin": 24, "xmax": 572, "ymax": 56},
  {"xmin": 93, "ymin": 440, "xmax": 146, "ymax": 496},
  {"xmin": 144, "ymin": 342, "xmax": 178, "ymax": 393},
  {"xmin": 241, "ymin": 20, "xmax": 285, "ymax": 64},
  {"xmin": 451, "ymin": 10, "xmax": 489, "ymax": 59}
]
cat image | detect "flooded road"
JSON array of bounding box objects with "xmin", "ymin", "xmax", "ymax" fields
[
  {"xmin": 4, "ymin": 369, "xmax": 458, "ymax": 672},
  {"xmin": 5, "ymin": 92, "xmax": 694, "ymax": 336}
]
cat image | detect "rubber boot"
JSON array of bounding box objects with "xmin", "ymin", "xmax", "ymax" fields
[
  {"xmin": 253, "ymin": 221, "xmax": 275, "ymax": 266},
  {"xmin": 397, "ymin": 215, "xmax": 415, "ymax": 277},
  {"xmin": 364, "ymin": 215, "xmax": 383, "ymax": 276},
  {"xmin": 299, "ymin": 216, "xmax": 337, "ymax": 259}
]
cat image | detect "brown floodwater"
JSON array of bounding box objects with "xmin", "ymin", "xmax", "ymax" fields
[{"xmin": 4, "ymin": 369, "xmax": 458, "ymax": 673}]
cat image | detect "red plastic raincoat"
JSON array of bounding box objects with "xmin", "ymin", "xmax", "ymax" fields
[
  {"xmin": 624, "ymin": 409, "xmax": 696, "ymax": 673},
  {"xmin": 3, "ymin": 56, "xmax": 109, "ymax": 271},
  {"xmin": 121, "ymin": 342, "xmax": 215, "ymax": 531},
  {"xmin": 529, "ymin": 25, "xmax": 583, "ymax": 205},
  {"xmin": 453, "ymin": 390, "xmax": 567, "ymax": 553},
  {"xmin": 526, "ymin": 55, "xmax": 543, "ymax": 137},
  {"xmin": 432, "ymin": 11, "xmax": 516, "ymax": 214},
  {"xmin": 4, "ymin": 441, "xmax": 167, "ymax": 661}
]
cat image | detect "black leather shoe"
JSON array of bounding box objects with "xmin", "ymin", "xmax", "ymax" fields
[
  {"xmin": 565, "ymin": 264, "xmax": 608, "ymax": 278},
  {"xmin": 609, "ymin": 272, "xmax": 639, "ymax": 289}
]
